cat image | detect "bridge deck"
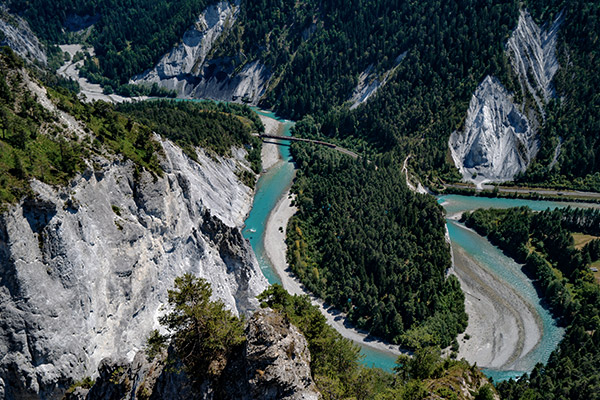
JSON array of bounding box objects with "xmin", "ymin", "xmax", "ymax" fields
[{"xmin": 258, "ymin": 133, "xmax": 359, "ymax": 159}]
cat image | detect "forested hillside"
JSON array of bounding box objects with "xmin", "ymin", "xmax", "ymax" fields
[
  {"xmin": 0, "ymin": 45, "xmax": 160, "ymax": 203},
  {"xmin": 0, "ymin": 46, "xmax": 262, "ymax": 205},
  {"xmin": 287, "ymin": 138, "xmax": 467, "ymax": 348},
  {"xmin": 5, "ymin": 0, "xmax": 211, "ymax": 89},
  {"xmin": 515, "ymin": 0, "xmax": 600, "ymax": 190},
  {"xmin": 7, "ymin": 0, "xmax": 599, "ymax": 187},
  {"xmin": 461, "ymin": 206, "xmax": 600, "ymax": 399},
  {"xmin": 117, "ymin": 100, "xmax": 263, "ymax": 177}
]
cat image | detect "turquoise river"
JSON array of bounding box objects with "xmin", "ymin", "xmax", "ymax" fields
[{"xmin": 241, "ymin": 110, "xmax": 598, "ymax": 380}]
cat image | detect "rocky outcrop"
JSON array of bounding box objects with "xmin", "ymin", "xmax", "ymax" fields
[
  {"xmin": 427, "ymin": 366, "xmax": 500, "ymax": 400},
  {"xmin": 67, "ymin": 309, "xmax": 320, "ymax": 400},
  {"xmin": 449, "ymin": 10, "xmax": 562, "ymax": 184},
  {"xmin": 0, "ymin": 6, "xmax": 47, "ymax": 65},
  {"xmin": 0, "ymin": 139, "xmax": 267, "ymax": 399},
  {"xmin": 449, "ymin": 76, "xmax": 538, "ymax": 183},
  {"xmin": 131, "ymin": 1, "xmax": 271, "ymax": 105},
  {"xmin": 142, "ymin": 1, "xmax": 239, "ymax": 80},
  {"xmin": 507, "ymin": 10, "xmax": 563, "ymax": 111},
  {"xmin": 67, "ymin": 352, "xmax": 194, "ymax": 400},
  {"xmin": 348, "ymin": 52, "xmax": 406, "ymax": 110},
  {"xmin": 222, "ymin": 309, "xmax": 319, "ymax": 400}
]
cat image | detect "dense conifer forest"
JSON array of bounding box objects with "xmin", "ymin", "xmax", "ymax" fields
[
  {"xmin": 117, "ymin": 100, "xmax": 263, "ymax": 175},
  {"xmin": 287, "ymin": 140, "xmax": 467, "ymax": 348}
]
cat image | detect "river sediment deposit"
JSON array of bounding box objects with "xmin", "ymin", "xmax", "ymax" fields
[{"xmin": 245, "ymin": 114, "xmax": 596, "ymax": 377}]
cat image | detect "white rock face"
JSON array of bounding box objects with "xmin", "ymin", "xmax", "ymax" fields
[
  {"xmin": 0, "ymin": 140, "xmax": 267, "ymax": 399},
  {"xmin": 154, "ymin": 2, "xmax": 238, "ymax": 78},
  {"xmin": 188, "ymin": 59, "xmax": 271, "ymax": 104},
  {"xmin": 508, "ymin": 10, "xmax": 562, "ymax": 109},
  {"xmin": 449, "ymin": 76, "xmax": 539, "ymax": 183},
  {"xmin": 449, "ymin": 10, "xmax": 562, "ymax": 183},
  {"xmin": 131, "ymin": 1, "xmax": 271, "ymax": 105},
  {"xmin": 0, "ymin": 6, "xmax": 47, "ymax": 65},
  {"xmin": 348, "ymin": 52, "xmax": 406, "ymax": 110}
]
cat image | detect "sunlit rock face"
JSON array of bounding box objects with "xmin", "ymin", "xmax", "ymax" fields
[
  {"xmin": 131, "ymin": 1, "xmax": 271, "ymax": 105},
  {"xmin": 0, "ymin": 6, "xmax": 47, "ymax": 65},
  {"xmin": 449, "ymin": 10, "xmax": 562, "ymax": 184},
  {"xmin": 507, "ymin": 10, "xmax": 562, "ymax": 110},
  {"xmin": 0, "ymin": 138, "xmax": 267, "ymax": 399},
  {"xmin": 449, "ymin": 76, "xmax": 538, "ymax": 183}
]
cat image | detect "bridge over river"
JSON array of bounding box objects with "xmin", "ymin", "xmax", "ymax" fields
[{"xmin": 257, "ymin": 133, "xmax": 359, "ymax": 159}]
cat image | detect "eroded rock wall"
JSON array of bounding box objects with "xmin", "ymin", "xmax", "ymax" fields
[
  {"xmin": 0, "ymin": 139, "xmax": 267, "ymax": 399},
  {"xmin": 66, "ymin": 309, "xmax": 320, "ymax": 400},
  {"xmin": 449, "ymin": 9, "xmax": 562, "ymax": 184},
  {"xmin": 0, "ymin": 6, "xmax": 47, "ymax": 65},
  {"xmin": 131, "ymin": 1, "xmax": 271, "ymax": 105},
  {"xmin": 449, "ymin": 76, "xmax": 539, "ymax": 183},
  {"xmin": 508, "ymin": 10, "xmax": 563, "ymax": 111}
]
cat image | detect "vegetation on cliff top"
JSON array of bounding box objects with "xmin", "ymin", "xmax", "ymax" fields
[
  {"xmin": 258, "ymin": 284, "xmax": 493, "ymax": 399},
  {"xmin": 0, "ymin": 48, "xmax": 263, "ymax": 205},
  {"xmin": 0, "ymin": 46, "xmax": 160, "ymax": 204},
  {"xmin": 146, "ymin": 274, "xmax": 245, "ymax": 378},
  {"xmin": 117, "ymin": 100, "xmax": 263, "ymax": 173},
  {"xmin": 142, "ymin": 278, "xmax": 494, "ymax": 399}
]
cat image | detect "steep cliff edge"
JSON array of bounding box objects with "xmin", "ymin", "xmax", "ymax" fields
[
  {"xmin": 131, "ymin": 1, "xmax": 271, "ymax": 105},
  {"xmin": 449, "ymin": 76, "xmax": 539, "ymax": 184},
  {"xmin": 222, "ymin": 309, "xmax": 319, "ymax": 400},
  {"xmin": 0, "ymin": 6, "xmax": 46, "ymax": 65},
  {"xmin": 449, "ymin": 10, "xmax": 561, "ymax": 184},
  {"xmin": 0, "ymin": 138, "xmax": 267, "ymax": 399},
  {"xmin": 507, "ymin": 10, "xmax": 563, "ymax": 112},
  {"xmin": 65, "ymin": 309, "xmax": 320, "ymax": 400}
]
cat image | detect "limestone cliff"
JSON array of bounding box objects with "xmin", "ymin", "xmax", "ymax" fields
[
  {"xmin": 64, "ymin": 309, "xmax": 320, "ymax": 400},
  {"xmin": 0, "ymin": 6, "xmax": 46, "ymax": 65},
  {"xmin": 131, "ymin": 1, "xmax": 271, "ymax": 105},
  {"xmin": 449, "ymin": 76, "xmax": 539, "ymax": 183},
  {"xmin": 348, "ymin": 52, "xmax": 407, "ymax": 110},
  {"xmin": 0, "ymin": 139, "xmax": 267, "ymax": 399},
  {"xmin": 449, "ymin": 10, "xmax": 561, "ymax": 184},
  {"xmin": 507, "ymin": 10, "xmax": 563, "ymax": 112}
]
